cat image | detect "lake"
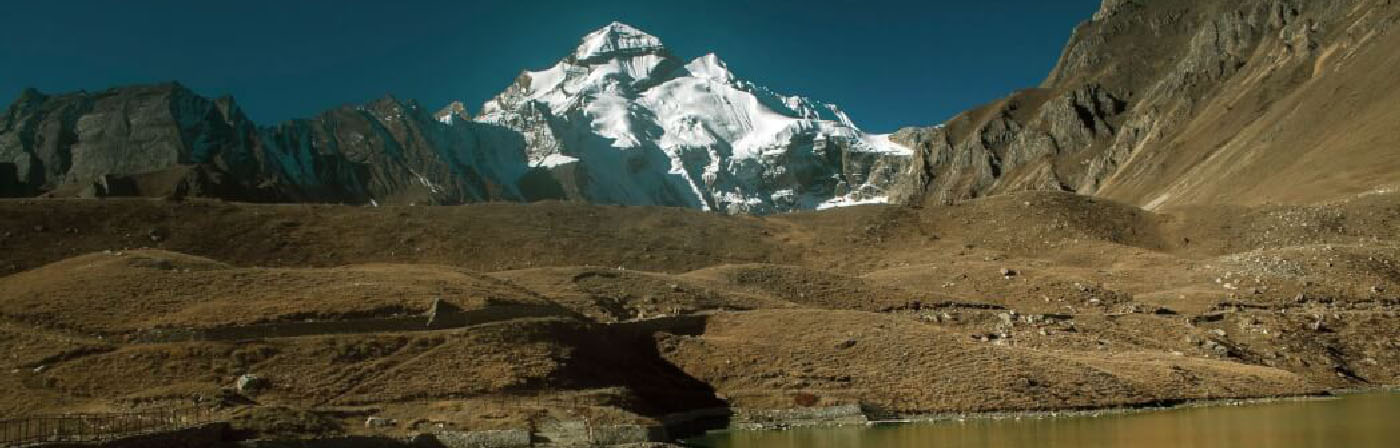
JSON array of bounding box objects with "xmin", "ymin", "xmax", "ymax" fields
[{"xmin": 686, "ymin": 392, "xmax": 1400, "ymax": 447}]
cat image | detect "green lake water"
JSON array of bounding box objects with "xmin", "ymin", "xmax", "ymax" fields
[{"xmin": 686, "ymin": 392, "xmax": 1400, "ymax": 448}]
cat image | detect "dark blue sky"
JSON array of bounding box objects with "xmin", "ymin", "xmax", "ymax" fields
[{"xmin": 0, "ymin": 0, "xmax": 1098, "ymax": 133}]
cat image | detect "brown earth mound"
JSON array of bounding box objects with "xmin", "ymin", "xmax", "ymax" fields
[
  {"xmin": 659, "ymin": 310, "xmax": 1312, "ymax": 412},
  {"xmin": 490, "ymin": 267, "xmax": 793, "ymax": 322},
  {"xmin": 0, "ymin": 250, "xmax": 562, "ymax": 333},
  {"xmin": 680, "ymin": 264, "xmax": 942, "ymax": 312}
]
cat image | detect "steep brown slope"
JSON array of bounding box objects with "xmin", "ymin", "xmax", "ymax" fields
[{"xmin": 892, "ymin": 0, "xmax": 1400, "ymax": 210}]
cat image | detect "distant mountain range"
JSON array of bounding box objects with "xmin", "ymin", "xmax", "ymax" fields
[
  {"xmin": 0, "ymin": 22, "xmax": 908, "ymax": 214},
  {"xmin": 5, "ymin": 0, "xmax": 1400, "ymax": 213}
]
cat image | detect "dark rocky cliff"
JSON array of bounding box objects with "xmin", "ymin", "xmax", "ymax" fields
[{"xmin": 0, "ymin": 83, "xmax": 546, "ymax": 204}]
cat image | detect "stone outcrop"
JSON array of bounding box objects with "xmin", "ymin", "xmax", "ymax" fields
[
  {"xmin": 0, "ymin": 84, "xmax": 267, "ymax": 199},
  {"xmin": 430, "ymin": 429, "xmax": 532, "ymax": 448}
]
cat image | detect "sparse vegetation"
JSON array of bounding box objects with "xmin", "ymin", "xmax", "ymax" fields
[{"xmin": 0, "ymin": 193, "xmax": 1396, "ymax": 439}]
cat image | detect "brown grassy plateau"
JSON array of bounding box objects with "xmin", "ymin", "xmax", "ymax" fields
[{"xmin": 1, "ymin": 192, "xmax": 1397, "ymax": 438}]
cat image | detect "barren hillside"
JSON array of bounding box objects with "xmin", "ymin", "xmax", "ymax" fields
[{"xmin": 891, "ymin": 0, "xmax": 1400, "ymax": 210}]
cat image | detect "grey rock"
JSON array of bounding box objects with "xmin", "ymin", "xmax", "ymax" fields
[
  {"xmin": 235, "ymin": 374, "xmax": 268, "ymax": 394},
  {"xmin": 998, "ymin": 312, "xmax": 1016, "ymax": 326},
  {"xmin": 430, "ymin": 429, "xmax": 531, "ymax": 448},
  {"xmin": 364, "ymin": 417, "xmax": 396, "ymax": 428}
]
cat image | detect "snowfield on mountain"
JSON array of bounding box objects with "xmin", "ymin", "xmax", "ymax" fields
[{"xmin": 472, "ymin": 22, "xmax": 911, "ymax": 214}]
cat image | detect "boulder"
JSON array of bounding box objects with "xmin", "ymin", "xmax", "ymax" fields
[{"xmin": 235, "ymin": 374, "xmax": 268, "ymax": 394}]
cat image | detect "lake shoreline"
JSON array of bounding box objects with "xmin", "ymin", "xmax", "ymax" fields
[
  {"xmin": 711, "ymin": 385, "xmax": 1400, "ymax": 433},
  {"xmin": 688, "ymin": 389, "xmax": 1400, "ymax": 447}
]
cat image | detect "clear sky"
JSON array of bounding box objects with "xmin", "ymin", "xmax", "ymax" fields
[{"xmin": 0, "ymin": 0, "xmax": 1099, "ymax": 133}]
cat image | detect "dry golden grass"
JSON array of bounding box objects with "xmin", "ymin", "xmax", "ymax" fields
[{"xmin": 0, "ymin": 192, "xmax": 1396, "ymax": 436}]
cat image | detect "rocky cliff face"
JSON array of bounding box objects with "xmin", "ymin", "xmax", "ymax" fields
[
  {"xmin": 0, "ymin": 84, "xmax": 272, "ymax": 199},
  {"xmin": 0, "ymin": 83, "xmax": 537, "ymax": 204},
  {"xmin": 891, "ymin": 0, "xmax": 1400, "ymax": 209},
  {"xmin": 0, "ymin": 23, "xmax": 909, "ymax": 214}
]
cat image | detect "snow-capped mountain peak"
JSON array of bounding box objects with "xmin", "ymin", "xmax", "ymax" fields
[
  {"xmin": 479, "ymin": 22, "xmax": 676, "ymax": 120},
  {"xmin": 572, "ymin": 21, "xmax": 668, "ymax": 62},
  {"xmin": 684, "ymin": 53, "xmax": 734, "ymax": 82},
  {"xmin": 473, "ymin": 22, "xmax": 911, "ymax": 214}
]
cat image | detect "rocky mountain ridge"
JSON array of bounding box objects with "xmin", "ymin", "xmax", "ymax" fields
[
  {"xmin": 6, "ymin": 0, "xmax": 1399, "ymax": 214},
  {"xmin": 0, "ymin": 23, "xmax": 908, "ymax": 214},
  {"xmin": 889, "ymin": 0, "xmax": 1400, "ymax": 210},
  {"xmin": 0, "ymin": 83, "xmax": 537, "ymax": 205},
  {"xmin": 475, "ymin": 22, "xmax": 910, "ymax": 213}
]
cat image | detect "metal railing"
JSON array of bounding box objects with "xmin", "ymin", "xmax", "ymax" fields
[{"xmin": 0, "ymin": 407, "xmax": 210, "ymax": 446}]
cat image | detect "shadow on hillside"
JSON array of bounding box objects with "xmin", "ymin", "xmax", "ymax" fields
[{"xmin": 570, "ymin": 314, "xmax": 733, "ymax": 438}]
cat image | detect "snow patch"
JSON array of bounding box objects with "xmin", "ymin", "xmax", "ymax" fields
[
  {"xmin": 858, "ymin": 134, "xmax": 914, "ymax": 155},
  {"xmin": 816, "ymin": 195, "xmax": 891, "ymax": 210},
  {"xmin": 411, "ymin": 171, "xmax": 444, "ymax": 194},
  {"xmin": 536, "ymin": 154, "xmax": 580, "ymax": 168}
]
